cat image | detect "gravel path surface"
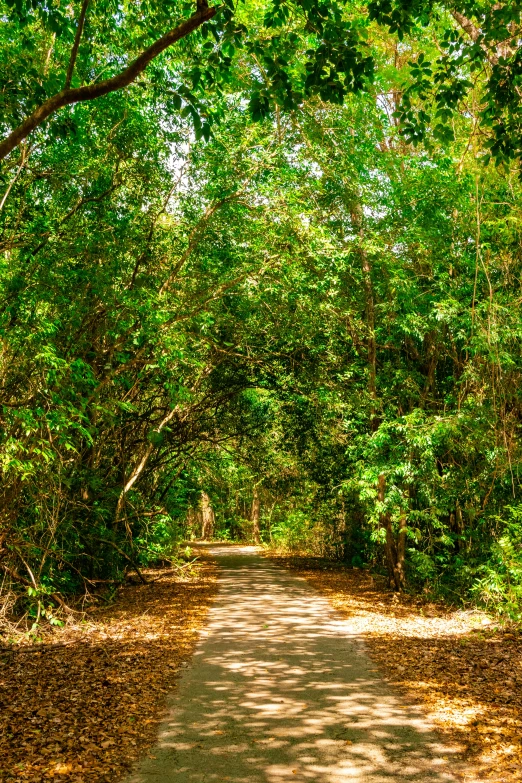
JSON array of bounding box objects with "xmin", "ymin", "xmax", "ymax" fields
[{"xmin": 126, "ymin": 546, "xmax": 460, "ymax": 783}]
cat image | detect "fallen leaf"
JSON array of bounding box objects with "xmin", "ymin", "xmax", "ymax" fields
[
  {"xmin": 270, "ymin": 554, "xmax": 522, "ymax": 783},
  {"xmin": 0, "ymin": 558, "xmax": 218, "ymax": 783}
]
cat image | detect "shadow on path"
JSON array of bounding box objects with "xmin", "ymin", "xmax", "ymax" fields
[{"xmin": 127, "ymin": 546, "xmax": 459, "ymax": 783}]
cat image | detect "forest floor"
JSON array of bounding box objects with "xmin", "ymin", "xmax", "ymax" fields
[
  {"xmin": 268, "ymin": 555, "xmax": 522, "ymax": 783},
  {"xmin": 0, "ymin": 557, "xmax": 217, "ymax": 783},
  {"xmin": 1, "ymin": 548, "xmax": 521, "ymax": 783}
]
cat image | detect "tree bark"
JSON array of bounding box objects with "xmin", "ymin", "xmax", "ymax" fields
[
  {"xmin": 378, "ymin": 473, "xmax": 406, "ymax": 591},
  {"xmin": 351, "ymin": 203, "xmax": 377, "ymax": 426},
  {"xmin": 65, "ymin": 0, "xmax": 91, "ymax": 89},
  {"xmin": 396, "ymin": 510, "xmax": 407, "ymax": 589},
  {"xmin": 201, "ymin": 491, "xmax": 214, "ymax": 540},
  {"xmin": 251, "ymin": 486, "xmax": 261, "ymax": 545},
  {"xmin": 451, "ymin": 11, "xmax": 499, "ymax": 66}
]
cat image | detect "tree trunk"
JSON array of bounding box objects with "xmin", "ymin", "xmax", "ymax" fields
[
  {"xmin": 114, "ymin": 404, "xmax": 179, "ymax": 529},
  {"xmin": 396, "ymin": 510, "xmax": 407, "ymax": 588},
  {"xmin": 251, "ymin": 486, "xmax": 261, "ymax": 545},
  {"xmin": 351, "ymin": 202, "xmax": 377, "ymax": 428},
  {"xmin": 336, "ymin": 498, "xmax": 348, "ymax": 559},
  {"xmin": 455, "ymin": 501, "xmax": 464, "ymax": 551},
  {"xmin": 378, "ymin": 473, "xmax": 406, "ymax": 591},
  {"xmin": 200, "ymin": 491, "xmax": 214, "ymax": 540}
]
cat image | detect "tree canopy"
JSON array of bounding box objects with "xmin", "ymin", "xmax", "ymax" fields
[{"xmin": 2, "ymin": 0, "xmax": 522, "ymax": 160}]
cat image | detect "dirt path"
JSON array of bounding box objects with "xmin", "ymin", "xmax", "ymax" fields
[
  {"xmin": 127, "ymin": 545, "xmax": 459, "ymax": 783},
  {"xmin": 273, "ymin": 555, "xmax": 522, "ymax": 783}
]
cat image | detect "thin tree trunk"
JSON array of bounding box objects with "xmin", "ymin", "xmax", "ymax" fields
[
  {"xmin": 351, "ymin": 203, "xmax": 377, "ymax": 426},
  {"xmin": 201, "ymin": 491, "xmax": 214, "ymax": 540},
  {"xmin": 378, "ymin": 473, "xmax": 406, "ymax": 591},
  {"xmin": 251, "ymin": 486, "xmax": 261, "ymax": 545},
  {"xmin": 396, "ymin": 510, "xmax": 407, "ymax": 589},
  {"xmin": 455, "ymin": 501, "xmax": 464, "ymax": 552}
]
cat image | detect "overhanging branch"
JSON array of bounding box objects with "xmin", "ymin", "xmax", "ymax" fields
[{"xmin": 0, "ymin": 2, "xmax": 216, "ymax": 161}]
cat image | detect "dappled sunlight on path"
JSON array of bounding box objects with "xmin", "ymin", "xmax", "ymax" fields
[
  {"xmin": 127, "ymin": 547, "xmax": 459, "ymax": 783},
  {"xmin": 278, "ymin": 557, "xmax": 522, "ymax": 782}
]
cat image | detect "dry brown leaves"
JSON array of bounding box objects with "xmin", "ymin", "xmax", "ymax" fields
[
  {"xmin": 270, "ymin": 556, "xmax": 522, "ymax": 783},
  {"xmin": 0, "ymin": 558, "xmax": 217, "ymax": 783}
]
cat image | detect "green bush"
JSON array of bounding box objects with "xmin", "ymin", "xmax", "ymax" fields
[{"xmin": 471, "ymin": 508, "xmax": 522, "ymax": 620}]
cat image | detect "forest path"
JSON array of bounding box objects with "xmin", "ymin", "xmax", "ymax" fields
[{"xmin": 126, "ymin": 546, "xmax": 459, "ymax": 783}]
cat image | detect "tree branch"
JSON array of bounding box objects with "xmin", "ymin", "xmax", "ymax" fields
[
  {"xmin": 65, "ymin": 0, "xmax": 90, "ymax": 89},
  {"xmin": 96, "ymin": 539, "xmax": 148, "ymax": 584},
  {"xmin": 451, "ymin": 10, "xmax": 499, "ymax": 66},
  {"xmin": 0, "ymin": 144, "xmax": 29, "ymax": 211},
  {"xmin": 0, "ymin": 3, "xmax": 216, "ymax": 161}
]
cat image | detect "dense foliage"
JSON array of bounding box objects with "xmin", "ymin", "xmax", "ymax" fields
[{"xmin": 1, "ymin": 0, "xmax": 522, "ymax": 629}]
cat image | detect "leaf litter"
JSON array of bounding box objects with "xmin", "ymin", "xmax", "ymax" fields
[
  {"xmin": 4, "ymin": 550, "xmax": 520, "ymax": 783},
  {"xmin": 270, "ymin": 555, "xmax": 522, "ymax": 783},
  {"xmin": 0, "ymin": 557, "xmax": 217, "ymax": 782}
]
